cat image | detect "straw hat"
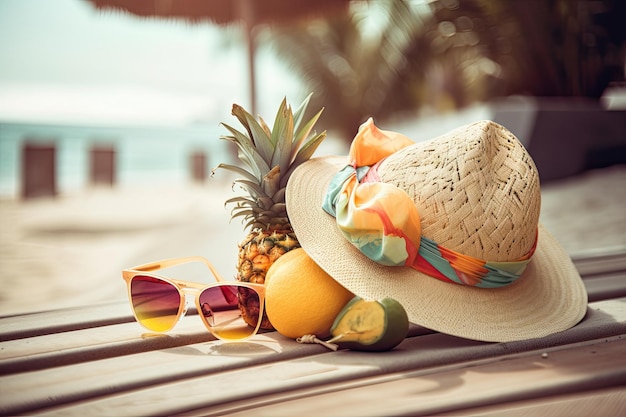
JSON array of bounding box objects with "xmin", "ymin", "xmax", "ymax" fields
[{"xmin": 286, "ymin": 119, "xmax": 587, "ymax": 342}]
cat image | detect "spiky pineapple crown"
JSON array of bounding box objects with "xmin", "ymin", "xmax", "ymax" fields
[{"xmin": 213, "ymin": 94, "xmax": 326, "ymax": 231}]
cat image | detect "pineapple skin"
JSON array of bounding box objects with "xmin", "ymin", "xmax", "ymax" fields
[{"xmin": 237, "ymin": 227, "xmax": 300, "ymax": 330}]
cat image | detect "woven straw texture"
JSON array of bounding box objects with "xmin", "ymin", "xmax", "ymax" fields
[
  {"xmin": 379, "ymin": 121, "xmax": 540, "ymax": 261},
  {"xmin": 286, "ymin": 120, "xmax": 587, "ymax": 342}
]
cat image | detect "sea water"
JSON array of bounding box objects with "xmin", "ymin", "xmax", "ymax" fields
[{"xmin": 0, "ymin": 121, "xmax": 232, "ymax": 198}]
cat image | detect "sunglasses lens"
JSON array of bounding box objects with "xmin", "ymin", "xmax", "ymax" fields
[
  {"xmin": 198, "ymin": 285, "xmax": 261, "ymax": 340},
  {"xmin": 129, "ymin": 275, "xmax": 182, "ymax": 332}
]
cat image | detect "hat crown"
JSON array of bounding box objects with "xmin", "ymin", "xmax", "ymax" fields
[{"xmin": 378, "ymin": 120, "xmax": 540, "ymax": 262}]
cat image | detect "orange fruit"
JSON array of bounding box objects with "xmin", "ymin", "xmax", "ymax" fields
[{"xmin": 264, "ymin": 248, "xmax": 354, "ymax": 339}]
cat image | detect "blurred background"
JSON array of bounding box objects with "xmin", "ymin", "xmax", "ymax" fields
[{"xmin": 0, "ymin": 0, "xmax": 625, "ymax": 315}]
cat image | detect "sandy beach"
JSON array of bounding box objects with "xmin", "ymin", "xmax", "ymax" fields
[
  {"xmin": 0, "ymin": 178, "xmax": 244, "ymax": 316},
  {"xmin": 1, "ymin": 165, "xmax": 625, "ymax": 317}
]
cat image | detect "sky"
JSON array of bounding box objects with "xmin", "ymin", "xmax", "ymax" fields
[{"xmin": 0, "ymin": 0, "xmax": 303, "ymax": 126}]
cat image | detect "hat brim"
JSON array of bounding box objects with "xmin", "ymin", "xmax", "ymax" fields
[{"xmin": 286, "ymin": 156, "xmax": 588, "ymax": 342}]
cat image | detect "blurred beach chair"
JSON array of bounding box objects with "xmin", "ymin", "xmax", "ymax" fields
[
  {"xmin": 90, "ymin": 145, "xmax": 116, "ymax": 187},
  {"xmin": 21, "ymin": 142, "xmax": 57, "ymax": 199},
  {"xmin": 190, "ymin": 150, "xmax": 207, "ymax": 183}
]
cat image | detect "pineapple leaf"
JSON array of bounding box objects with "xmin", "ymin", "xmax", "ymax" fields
[
  {"xmin": 231, "ymin": 206, "xmax": 255, "ymax": 217},
  {"xmin": 257, "ymin": 196, "xmax": 274, "ymax": 209},
  {"xmin": 228, "ymin": 147, "xmax": 262, "ymax": 181},
  {"xmin": 292, "ymin": 92, "xmax": 313, "ymax": 134},
  {"xmin": 211, "ymin": 163, "xmax": 257, "ymax": 183},
  {"xmin": 270, "ymin": 97, "xmax": 289, "ymax": 146},
  {"xmin": 255, "ymin": 215, "xmax": 271, "ymax": 225},
  {"xmin": 234, "ymin": 179, "xmax": 265, "ymax": 198},
  {"xmin": 230, "ymin": 104, "xmax": 252, "ymax": 137},
  {"xmin": 271, "ymin": 101, "xmax": 295, "ymax": 176},
  {"xmin": 231, "ymin": 104, "xmax": 274, "ymax": 166},
  {"xmin": 292, "ymin": 107, "xmax": 324, "ymax": 160},
  {"xmin": 221, "ymin": 123, "xmax": 270, "ymax": 178},
  {"xmin": 258, "ymin": 116, "xmax": 272, "ymax": 138},
  {"xmin": 269, "ymin": 202, "xmax": 287, "ymax": 213},
  {"xmin": 232, "ymin": 211, "xmax": 255, "ymax": 222},
  {"xmin": 262, "ymin": 165, "xmax": 281, "ymax": 199},
  {"xmin": 243, "ymin": 218, "xmax": 258, "ymax": 230},
  {"xmin": 225, "ymin": 196, "xmax": 256, "ymax": 207},
  {"xmin": 281, "ymin": 130, "xmax": 327, "ymax": 187},
  {"xmin": 231, "ymin": 209, "xmax": 256, "ymax": 222},
  {"xmin": 272, "ymin": 187, "xmax": 286, "ymax": 203}
]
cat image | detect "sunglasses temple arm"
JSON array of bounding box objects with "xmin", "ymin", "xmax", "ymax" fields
[
  {"xmin": 126, "ymin": 256, "xmax": 226, "ymax": 282},
  {"xmin": 200, "ymin": 258, "xmax": 227, "ymax": 283}
]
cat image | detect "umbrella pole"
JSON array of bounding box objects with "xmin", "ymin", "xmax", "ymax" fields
[
  {"xmin": 246, "ymin": 24, "xmax": 257, "ymax": 116},
  {"xmin": 237, "ymin": 0, "xmax": 257, "ymax": 116}
]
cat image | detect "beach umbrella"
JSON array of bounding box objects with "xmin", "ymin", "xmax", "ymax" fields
[{"xmin": 86, "ymin": 0, "xmax": 350, "ymax": 115}]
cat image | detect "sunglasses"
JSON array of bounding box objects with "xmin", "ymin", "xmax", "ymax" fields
[{"xmin": 122, "ymin": 256, "xmax": 265, "ymax": 341}]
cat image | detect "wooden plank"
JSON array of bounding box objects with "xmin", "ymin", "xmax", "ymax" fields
[
  {"xmin": 26, "ymin": 335, "xmax": 626, "ymax": 416},
  {"xmin": 572, "ymin": 249, "xmax": 626, "ymax": 277},
  {"xmin": 0, "ymin": 332, "xmax": 324, "ymax": 416},
  {"xmin": 585, "ymin": 272, "xmax": 626, "ymax": 302},
  {"xmin": 574, "ymin": 249, "xmax": 626, "ymax": 302},
  {"xmin": 432, "ymin": 386, "xmax": 626, "ymax": 417},
  {"xmin": 0, "ymin": 317, "xmax": 219, "ymax": 374},
  {"xmin": 201, "ymin": 337, "xmax": 626, "ymax": 417},
  {"xmin": 0, "ymin": 301, "xmax": 132, "ymax": 341},
  {"xmin": 2, "ymin": 299, "xmax": 623, "ymax": 417}
]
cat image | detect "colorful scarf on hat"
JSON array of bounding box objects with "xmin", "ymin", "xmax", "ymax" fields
[{"xmin": 322, "ymin": 118, "xmax": 536, "ymax": 288}]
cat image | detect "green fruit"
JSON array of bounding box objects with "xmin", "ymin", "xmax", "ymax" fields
[{"xmin": 328, "ymin": 296, "xmax": 409, "ymax": 352}]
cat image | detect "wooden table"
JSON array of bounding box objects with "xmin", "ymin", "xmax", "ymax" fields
[{"xmin": 1, "ymin": 251, "xmax": 625, "ymax": 416}]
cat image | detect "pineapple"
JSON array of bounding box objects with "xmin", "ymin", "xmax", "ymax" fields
[{"xmin": 213, "ymin": 94, "xmax": 326, "ymax": 330}]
